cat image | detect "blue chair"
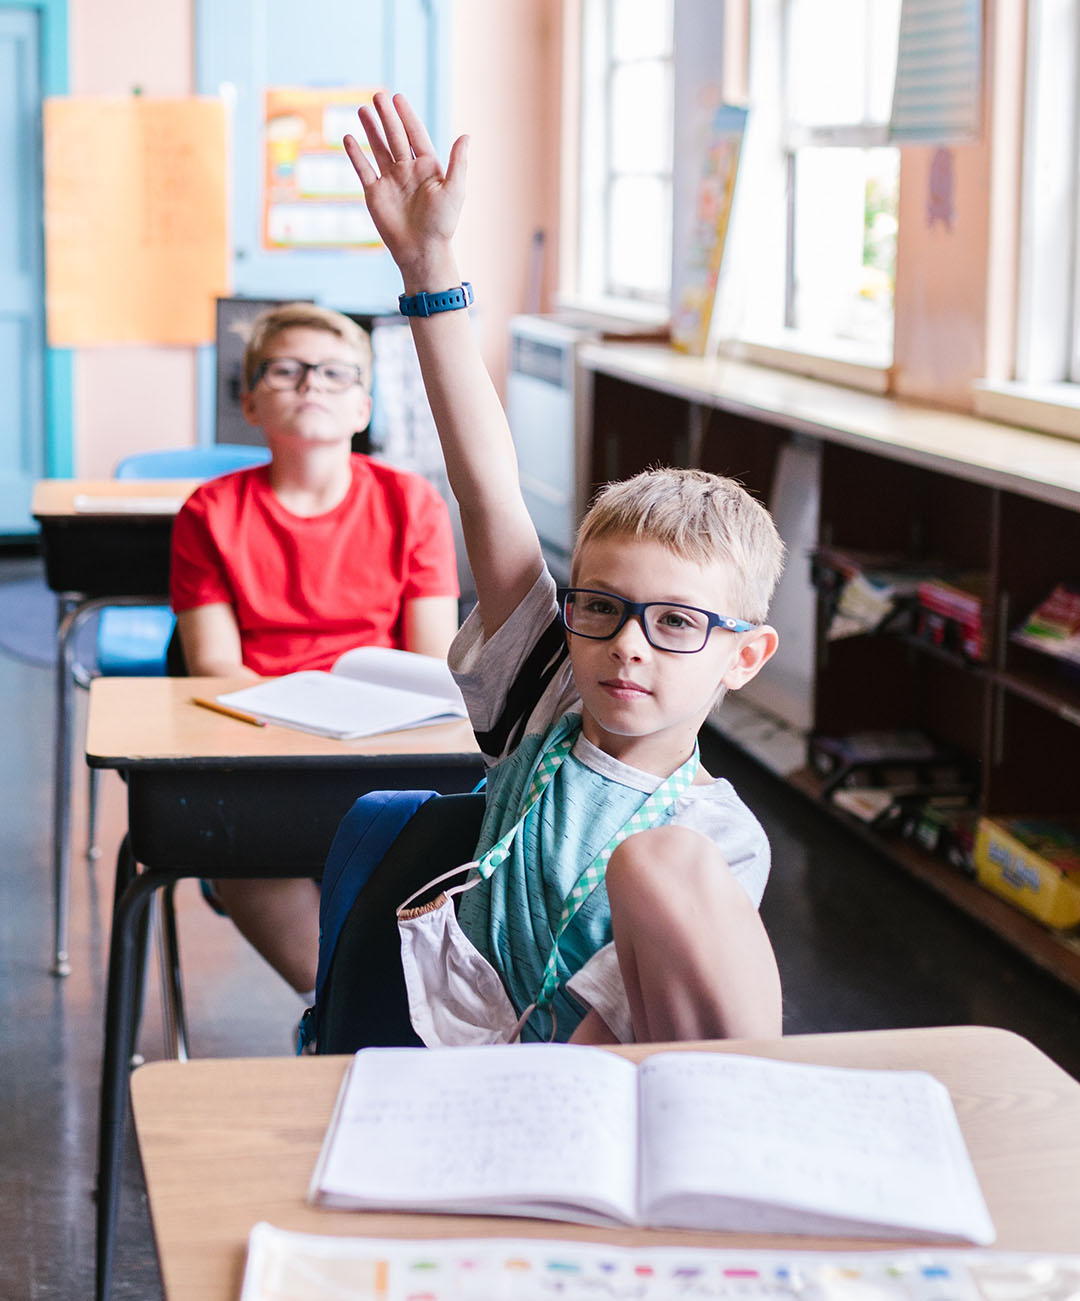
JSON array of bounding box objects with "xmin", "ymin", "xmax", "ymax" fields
[{"xmin": 85, "ymin": 445, "xmax": 271, "ymax": 855}]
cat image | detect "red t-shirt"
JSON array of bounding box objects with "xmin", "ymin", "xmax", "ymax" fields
[{"xmin": 170, "ymin": 455, "xmax": 459, "ymax": 676}]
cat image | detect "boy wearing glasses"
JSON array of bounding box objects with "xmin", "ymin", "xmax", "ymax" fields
[
  {"xmin": 345, "ymin": 94, "xmax": 784, "ymax": 1045},
  {"xmin": 170, "ymin": 302, "xmax": 459, "ymax": 996}
]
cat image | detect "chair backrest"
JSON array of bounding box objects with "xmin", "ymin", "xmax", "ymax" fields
[
  {"xmin": 316, "ymin": 792, "xmax": 487, "ymax": 1053},
  {"xmin": 114, "ymin": 444, "xmax": 269, "ymax": 481}
]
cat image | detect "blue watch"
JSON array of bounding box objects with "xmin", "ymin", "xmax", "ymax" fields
[{"xmin": 398, "ymin": 282, "xmax": 474, "ymax": 317}]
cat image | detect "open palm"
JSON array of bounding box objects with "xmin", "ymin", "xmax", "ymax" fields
[{"xmin": 344, "ymin": 92, "xmax": 466, "ymax": 272}]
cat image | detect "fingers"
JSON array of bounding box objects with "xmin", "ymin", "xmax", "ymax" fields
[
  {"xmin": 342, "ymin": 134, "xmax": 376, "ymax": 187},
  {"xmin": 393, "ymin": 93, "xmax": 435, "ymax": 158},
  {"xmin": 355, "ymin": 102, "xmax": 394, "ymax": 173},
  {"xmin": 372, "ymin": 89, "xmax": 412, "ymax": 161},
  {"xmin": 444, "ymin": 133, "xmax": 470, "ymax": 204}
]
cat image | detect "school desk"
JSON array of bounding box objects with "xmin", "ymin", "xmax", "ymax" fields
[
  {"xmin": 86, "ymin": 674, "xmax": 484, "ymax": 1301},
  {"xmin": 32, "ymin": 477, "xmax": 199, "ymax": 979},
  {"xmin": 128, "ymin": 1025, "xmax": 1080, "ymax": 1301}
]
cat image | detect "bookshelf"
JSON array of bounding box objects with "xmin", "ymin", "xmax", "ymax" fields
[{"xmin": 577, "ymin": 342, "xmax": 1080, "ymax": 993}]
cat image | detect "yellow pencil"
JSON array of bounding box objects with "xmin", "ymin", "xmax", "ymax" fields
[{"xmin": 191, "ymin": 696, "xmax": 267, "ymax": 728}]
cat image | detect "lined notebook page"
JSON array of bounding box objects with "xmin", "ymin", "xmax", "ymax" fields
[
  {"xmin": 313, "ymin": 1045, "xmax": 639, "ymax": 1222},
  {"xmin": 638, "ymin": 1052, "xmax": 994, "ymax": 1242}
]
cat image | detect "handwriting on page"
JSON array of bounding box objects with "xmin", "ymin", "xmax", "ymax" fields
[
  {"xmin": 639, "ymin": 1054, "xmax": 966, "ymax": 1223},
  {"xmin": 323, "ymin": 1047, "xmax": 638, "ymax": 1216}
]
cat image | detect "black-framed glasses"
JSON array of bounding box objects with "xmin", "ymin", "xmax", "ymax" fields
[
  {"xmin": 252, "ymin": 358, "xmax": 365, "ymax": 393},
  {"xmin": 559, "ymin": 588, "xmax": 756, "ymax": 654}
]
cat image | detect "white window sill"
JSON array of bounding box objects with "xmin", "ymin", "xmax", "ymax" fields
[
  {"xmin": 721, "ymin": 333, "xmax": 892, "ymax": 395},
  {"xmin": 972, "ymin": 380, "xmax": 1080, "ymax": 444},
  {"xmin": 552, "ymin": 293, "xmax": 671, "ymax": 334}
]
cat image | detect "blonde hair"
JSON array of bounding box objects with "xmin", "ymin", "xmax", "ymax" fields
[
  {"xmin": 572, "ymin": 466, "xmax": 785, "ymax": 625},
  {"xmin": 243, "ymin": 302, "xmax": 373, "ymax": 392}
]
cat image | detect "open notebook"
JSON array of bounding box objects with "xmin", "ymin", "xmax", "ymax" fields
[
  {"xmin": 309, "ymin": 1044, "xmax": 995, "ymax": 1244},
  {"xmin": 215, "ymin": 647, "xmax": 469, "ymax": 740}
]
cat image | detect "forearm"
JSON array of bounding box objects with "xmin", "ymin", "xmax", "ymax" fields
[
  {"xmin": 176, "ymin": 605, "xmax": 257, "ymax": 679},
  {"xmin": 402, "ymin": 252, "xmax": 542, "ymax": 622}
]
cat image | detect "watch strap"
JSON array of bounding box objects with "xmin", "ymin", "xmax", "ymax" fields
[{"xmin": 398, "ymin": 282, "xmax": 474, "ymax": 317}]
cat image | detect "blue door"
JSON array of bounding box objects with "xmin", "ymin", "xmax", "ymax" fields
[
  {"xmin": 196, "ymin": 0, "xmax": 448, "ymax": 314},
  {"xmin": 0, "ymin": 7, "xmax": 45, "ymax": 535}
]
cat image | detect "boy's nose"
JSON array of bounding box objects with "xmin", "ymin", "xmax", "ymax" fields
[{"xmin": 609, "ymin": 614, "xmax": 649, "ymax": 658}]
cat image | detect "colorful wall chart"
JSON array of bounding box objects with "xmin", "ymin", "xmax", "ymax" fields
[{"xmin": 263, "ymin": 86, "xmax": 382, "ymax": 250}]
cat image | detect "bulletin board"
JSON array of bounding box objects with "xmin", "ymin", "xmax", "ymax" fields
[
  {"xmin": 263, "ymin": 86, "xmax": 382, "ymax": 250},
  {"xmin": 43, "ymin": 97, "xmax": 229, "ymax": 346}
]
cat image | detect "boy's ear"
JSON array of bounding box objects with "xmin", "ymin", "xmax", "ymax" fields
[
  {"xmin": 720, "ymin": 625, "xmax": 779, "ymax": 691},
  {"xmin": 240, "ymin": 390, "xmax": 260, "ymax": 426}
]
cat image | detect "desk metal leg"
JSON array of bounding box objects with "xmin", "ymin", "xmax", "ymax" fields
[
  {"xmin": 96, "ymin": 838, "xmax": 182, "ymax": 1301},
  {"xmin": 51, "ymin": 593, "xmax": 169, "ymax": 977},
  {"xmin": 155, "ymin": 884, "xmax": 190, "ymax": 1061},
  {"xmin": 52, "ymin": 596, "xmax": 83, "ymax": 977}
]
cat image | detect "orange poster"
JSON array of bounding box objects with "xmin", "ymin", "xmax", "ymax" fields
[
  {"xmin": 263, "ymin": 86, "xmax": 381, "ymax": 250},
  {"xmin": 43, "ymin": 97, "xmax": 229, "ymax": 346}
]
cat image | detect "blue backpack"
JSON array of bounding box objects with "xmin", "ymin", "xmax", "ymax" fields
[{"xmin": 298, "ymin": 788, "xmax": 486, "ymax": 1053}]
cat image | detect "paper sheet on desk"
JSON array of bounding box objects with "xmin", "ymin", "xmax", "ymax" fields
[
  {"xmin": 216, "ymin": 649, "xmax": 469, "ymax": 740},
  {"xmin": 240, "ymin": 1230, "xmax": 1080, "ymax": 1300},
  {"xmin": 72, "ymin": 495, "xmax": 186, "ymax": 515}
]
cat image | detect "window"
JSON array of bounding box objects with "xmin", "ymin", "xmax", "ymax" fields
[
  {"xmin": 782, "ymin": 0, "xmax": 901, "ymax": 354},
  {"xmin": 576, "ymin": 0, "xmax": 675, "ymax": 311},
  {"xmin": 1016, "ymin": 0, "xmax": 1080, "ymax": 388},
  {"xmin": 730, "ymin": 0, "xmax": 901, "ymax": 366}
]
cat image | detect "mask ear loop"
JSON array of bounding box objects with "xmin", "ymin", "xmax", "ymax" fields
[
  {"xmin": 396, "ymin": 861, "xmax": 483, "ymax": 917},
  {"xmin": 507, "ymin": 999, "xmax": 556, "ymax": 1040}
]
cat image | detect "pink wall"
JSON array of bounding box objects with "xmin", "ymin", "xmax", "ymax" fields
[
  {"xmin": 891, "ymin": 0, "xmax": 1014, "ymax": 411},
  {"xmin": 69, "ymin": 0, "xmax": 197, "ymax": 475},
  {"xmin": 451, "ymin": 0, "xmax": 563, "ymax": 396}
]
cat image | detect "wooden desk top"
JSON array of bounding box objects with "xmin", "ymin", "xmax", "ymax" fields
[
  {"xmin": 31, "ymin": 477, "xmax": 200, "ymax": 519},
  {"xmin": 86, "ymin": 676, "xmax": 480, "ymax": 767},
  {"xmin": 131, "ymin": 1027, "xmax": 1080, "ymax": 1300},
  {"xmin": 578, "ymin": 342, "xmax": 1080, "ymax": 513}
]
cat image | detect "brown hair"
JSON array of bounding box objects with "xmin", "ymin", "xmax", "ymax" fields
[
  {"xmin": 242, "ymin": 302, "xmax": 373, "ymax": 392},
  {"xmin": 572, "ymin": 466, "xmax": 785, "ymax": 624}
]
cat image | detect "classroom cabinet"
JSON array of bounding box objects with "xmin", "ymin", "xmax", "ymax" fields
[{"xmin": 579, "ymin": 346, "xmax": 1080, "ymax": 992}]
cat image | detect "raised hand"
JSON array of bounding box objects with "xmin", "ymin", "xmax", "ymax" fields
[{"xmin": 344, "ymin": 91, "xmax": 468, "ymax": 287}]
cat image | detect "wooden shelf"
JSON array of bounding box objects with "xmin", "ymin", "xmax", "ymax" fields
[
  {"xmin": 997, "ymin": 665, "xmax": 1080, "ymax": 730},
  {"xmin": 788, "ymin": 768, "xmax": 1080, "ymax": 995}
]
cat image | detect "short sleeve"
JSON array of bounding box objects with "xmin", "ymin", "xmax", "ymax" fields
[
  {"xmin": 400, "ymin": 479, "xmax": 459, "ymax": 601},
  {"xmin": 169, "ymin": 490, "xmax": 233, "ymax": 613}
]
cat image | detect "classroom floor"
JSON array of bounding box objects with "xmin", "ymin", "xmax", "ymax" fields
[{"xmin": 3, "ymin": 552, "xmax": 1080, "ymax": 1300}]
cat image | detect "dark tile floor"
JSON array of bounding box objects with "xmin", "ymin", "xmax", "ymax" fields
[{"xmin": 2, "ymin": 554, "xmax": 1079, "ymax": 1298}]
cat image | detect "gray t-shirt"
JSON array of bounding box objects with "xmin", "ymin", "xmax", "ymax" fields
[{"xmin": 449, "ymin": 568, "xmax": 771, "ymax": 1041}]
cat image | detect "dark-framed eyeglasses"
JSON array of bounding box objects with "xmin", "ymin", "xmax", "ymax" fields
[
  {"xmin": 559, "ymin": 587, "xmax": 756, "ymax": 654},
  {"xmin": 252, "ymin": 358, "xmax": 365, "ymax": 393}
]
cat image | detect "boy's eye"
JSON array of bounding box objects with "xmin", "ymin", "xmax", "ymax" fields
[
  {"xmin": 320, "ymin": 365, "xmax": 356, "ymax": 386},
  {"xmin": 583, "ymin": 596, "xmax": 620, "ymax": 617},
  {"xmin": 655, "ymin": 607, "xmax": 703, "ymax": 632},
  {"xmin": 267, "ymin": 360, "xmax": 301, "ymax": 379}
]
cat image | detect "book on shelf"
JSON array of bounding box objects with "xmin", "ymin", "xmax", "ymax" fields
[
  {"xmin": 215, "ymin": 647, "xmax": 468, "ymax": 740},
  {"xmin": 1011, "ymin": 583, "xmax": 1080, "ymax": 667},
  {"xmin": 309, "ymin": 1044, "xmax": 995, "ymax": 1245}
]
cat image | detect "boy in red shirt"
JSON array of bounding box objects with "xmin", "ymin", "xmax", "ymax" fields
[{"xmin": 170, "ymin": 302, "xmax": 459, "ymax": 996}]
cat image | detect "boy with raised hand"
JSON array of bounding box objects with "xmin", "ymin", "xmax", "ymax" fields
[
  {"xmin": 170, "ymin": 301, "xmax": 460, "ymax": 998},
  {"xmin": 345, "ymin": 93, "xmax": 784, "ymax": 1045}
]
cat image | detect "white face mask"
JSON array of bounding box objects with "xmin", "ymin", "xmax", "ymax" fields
[{"xmin": 397, "ymin": 869, "xmax": 534, "ymax": 1048}]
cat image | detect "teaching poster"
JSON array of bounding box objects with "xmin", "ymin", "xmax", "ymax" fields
[
  {"xmin": 43, "ymin": 97, "xmax": 229, "ymax": 346},
  {"xmin": 263, "ymin": 86, "xmax": 382, "ymax": 250},
  {"xmin": 670, "ymin": 103, "xmax": 748, "ymax": 357}
]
